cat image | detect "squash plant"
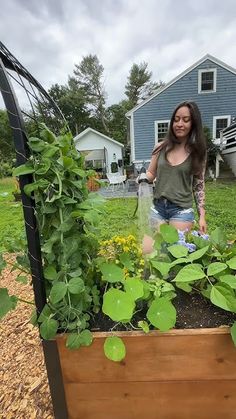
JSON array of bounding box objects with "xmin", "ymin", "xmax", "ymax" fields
[{"xmin": 0, "ymin": 124, "xmax": 105, "ymax": 349}]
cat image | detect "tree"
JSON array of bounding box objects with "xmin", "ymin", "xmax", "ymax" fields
[
  {"xmin": 48, "ymin": 80, "xmax": 90, "ymax": 136},
  {"xmin": 125, "ymin": 62, "xmax": 164, "ymax": 108},
  {"xmin": 106, "ymin": 100, "xmax": 130, "ymax": 144},
  {"xmin": 0, "ymin": 110, "xmax": 14, "ymax": 159},
  {"xmin": 73, "ymin": 54, "xmax": 109, "ymax": 134}
]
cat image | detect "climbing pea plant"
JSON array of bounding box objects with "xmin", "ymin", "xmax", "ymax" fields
[{"xmin": 0, "ymin": 124, "xmax": 104, "ymax": 348}]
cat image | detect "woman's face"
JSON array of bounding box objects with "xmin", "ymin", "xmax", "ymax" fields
[{"xmin": 172, "ymin": 106, "xmax": 192, "ymax": 142}]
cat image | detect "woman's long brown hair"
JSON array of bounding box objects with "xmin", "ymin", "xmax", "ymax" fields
[{"xmin": 152, "ymin": 101, "xmax": 207, "ymax": 175}]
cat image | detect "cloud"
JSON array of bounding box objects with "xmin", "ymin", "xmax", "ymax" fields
[{"xmin": 1, "ymin": 0, "xmax": 236, "ymax": 109}]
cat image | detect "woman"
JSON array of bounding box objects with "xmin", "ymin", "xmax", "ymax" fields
[{"xmin": 146, "ymin": 100, "xmax": 207, "ymax": 241}]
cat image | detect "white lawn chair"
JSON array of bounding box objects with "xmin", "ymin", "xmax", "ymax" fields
[{"xmin": 107, "ymin": 173, "xmax": 125, "ymax": 192}]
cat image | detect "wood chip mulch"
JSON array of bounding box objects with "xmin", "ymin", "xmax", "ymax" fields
[{"xmin": 0, "ymin": 256, "xmax": 54, "ymax": 419}]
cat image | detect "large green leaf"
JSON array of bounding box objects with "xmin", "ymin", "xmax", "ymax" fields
[
  {"xmin": 167, "ymin": 244, "xmax": 188, "ymax": 258},
  {"xmin": 151, "ymin": 260, "xmax": 171, "ymax": 277},
  {"xmin": 13, "ymin": 164, "xmax": 35, "ymax": 176},
  {"xmin": 49, "ymin": 282, "xmax": 67, "ymax": 304},
  {"xmin": 102, "ymin": 288, "xmax": 135, "ymax": 322},
  {"xmin": 160, "ymin": 224, "xmax": 179, "ymax": 244},
  {"xmin": 188, "ymin": 246, "xmax": 209, "ymax": 262},
  {"xmin": 66, "ymin": 333, "xmax": 81, "ymax": 349},
  {"xmin": 147, "ymin": 297, "xmax": 176, "ymax": 331},
  {"xmin": 207, "ymin": 262, "xmax": 227, "ymax": 277},
  {"xmin": 173, "ymin": 264, "xmax": 205, "ymax": 282},
  {"xmin": 68, "ymin": 277, "xmax": 85, "ymax": 294},
  {"xmin": 79, "ymin": 329, "xmax": 93, "ymax": 346},
  {"xmin": 100, "ymin": 263, "xmax": 125, "ymax": 283},
  {"xmin": 124, "ymin": 278, "xmax": 144, "ymax": 300},
  {"xmin": 210, "ymin": 284, "xmax": 236, "ymax": 312},
  {"xmin": 104, "ymin": 336, "xmax": 126, "ymax": 362},
  {"xmin": 227, "ymin": 256, "xmax": 236, "ymax": 270},
  {"xmin": 0, "ymin": 288, "xmax": 17, "ymax": 319},
  {"xmin": 40, "ymin": 318, "xmax": 58, "ymax": 340},
  {"xmin": 210, "ymin": 227, "xmax": 227, "ymax": 251},
  {"xmin": 44, "ymin": 265, "xmax": 58, "ymax": 281},
  {"xmin": 219, "ymin": 274, "xmax": 236, "ymax": 289}
]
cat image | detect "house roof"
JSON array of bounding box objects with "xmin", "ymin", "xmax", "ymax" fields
[
  {"xmin": 74, "ymin": 127, "xmax": 124, "ymax": 147},
  {"xmin": 126, "ymin": 54, "xmax": 236, "ymax": 117}
]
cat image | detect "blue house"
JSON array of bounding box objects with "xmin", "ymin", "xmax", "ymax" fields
[{"xmin": 126, "ymin": 54, "xmax": 236, "ymax": 171}]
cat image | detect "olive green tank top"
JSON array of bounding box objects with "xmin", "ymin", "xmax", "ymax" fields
[{"xmin": 153, "ymin": 148, "xmax": 193, "ymax": 208}]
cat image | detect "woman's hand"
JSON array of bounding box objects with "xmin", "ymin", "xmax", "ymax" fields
[{"xmin": 199, "ymin": 215, "xmax": 207, "ymax": 234}]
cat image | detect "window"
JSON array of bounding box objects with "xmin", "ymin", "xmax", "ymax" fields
[
  {"xmin": 155, "ymin": 120, "xmax": 170, "ymax": 143},
  {"xmin": 213, "ymin": 116, "xmax": 231, "ymax": 141},
  {"xmin": 198, "ymin": 69, "xmax": 216, "ymax": 93}
]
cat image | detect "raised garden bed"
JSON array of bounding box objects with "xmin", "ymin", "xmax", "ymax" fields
[{"xmin": 56, "ymin": 327, "xmax": 236, "ymax": 419}]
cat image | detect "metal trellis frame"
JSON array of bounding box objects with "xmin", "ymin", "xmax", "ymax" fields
[{"xmin": 0, "ymin": 42, "xmax": 68, "ymax": 419}]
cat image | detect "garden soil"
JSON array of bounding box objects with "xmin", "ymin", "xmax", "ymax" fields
[{"xmin": 1, "ymin": 256, "xmax": 236, "ymax": 418}]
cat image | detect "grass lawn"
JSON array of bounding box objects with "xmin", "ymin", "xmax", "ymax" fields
[
  {"xmin": 0, "ymin": 178, "xmax": 24, "ymax": 251},
  {"xmin": 0, "ymin": 177, "xmax": 236, "ymax": 249}
]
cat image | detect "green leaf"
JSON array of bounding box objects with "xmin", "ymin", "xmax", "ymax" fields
[
  {"xmin": 147, "ymin": 297, "xmax": 176, "ymax": 331},
  {"xmin": 38, "ymin": 304, "xmax": 52, "ymax": 323},
  {"xmin": 167, "ymin": 244, "xmax": 188, "ymax": 258},
  {"xmin": 66, "ymin": 333, "xmax": 81, "ymax": 349},
  {"xmin": 124, "ymin": 278, "xmax": 144, "ymax": 300},
  {"xmin": 102, "ymin": 288, "xmax": 135, "ymax": 322},
  {"xmin": 138, "ymin": 320, "xmax": 150, "ymax": 333},
  {"xmin": 175, "ymin": 282, "xmax": 192, "ymax": 292},
  {"xmin": 15, "ymin": 275, "xmax": 28, "ymax": 284},
  {"xmin": 219, "ymin": 275, "xmax": 236, "ymax": 289},
  {"xmin": 150, "ymin": 260, "xmax": 171, "ymax": 277},
  {"xmin": 13, "ymin": 164, "xmax": 35, "ymax": 176},
  {"xmin": 68, "ymin": 277, "xmax": 85, "ymax": 294},
  {"xmin": 210, "ymin": 284, "xmax": 236, "ymax": 312},
  {"xmin": 227, "ymin": 256, "xmax": 236, "ymax": 270},
  {"xmin": 49, "ymin": 282, "xmax": 67, "ymax": 304},
  {"xmin": 210, "ymin": 227, "xmax": 227, "ymax": 251},
  {"xmin": 104, "ymin": 336, "xmax": 126, "ymax": 362},
  {"xmin": 207, "ymin": 262, "xmax": 227, "ymax": 277},
  {"xmin": 40, "ymin": 318, "xmax": 58, "ymax": 340},
  {"xmin": 79, "ymin": 329, "xmax": 93, "ymax": 346},
  {"xmin": 188, "ymin": 246, "xmax": 209, "ymax": 262},
  {"xmin": 170, "ymin": 258, "xmax": 189, "ymax": 268},
  {"xmin": 30, "ymin": 309, "xmax": 38, "ymax": 326},
  {"xmin": 35, "ymin": 159, "xmax": 51, "ymax": 175},
  {"xmin": 230, "ymin": 322, "xmax": 236, "ymax": 346},
  {"xmin": 174, "ymin": 264, "xmax": 205, "ymax": 282},
  {"xmin": 153, "ymin": 233, "xmax": 164, "ymax": 250},
  {"xmin": 100, "ymin": 263, "xmax": 125, "ymax": 283},
  {"xmin": 0, "ymin": 288, "xmax": 18, "ymax": 319},
  {"xmin": 119, "ymin": 253, "xmax": 134, "ymax": 271},
  {"xmin": 28, "ymin": 137, "xmax": 45, "ymax": 152},
  {"xmin": 160, "ymin": 224, "xmax": 179, "ymax": 244},
  {"xmin": 44, "ymin": 265, "xmax": 58, "ymax": 281}
]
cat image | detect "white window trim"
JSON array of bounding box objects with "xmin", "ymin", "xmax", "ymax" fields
[
  {"xmin": 198, "ymin": 68, "xmax": 217, "ymax": 94},
  {"xmin": 213, "ymin": 115, "xmax": 231, "ymax": 141},
  {"xmin": 154, "ymin": 120, "xmax": 170, "ymax": 144}
]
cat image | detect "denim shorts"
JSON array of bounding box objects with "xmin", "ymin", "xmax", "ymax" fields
[{"xmin": 150, "ymin": 197, "xmax": 195, "ymax": 226}]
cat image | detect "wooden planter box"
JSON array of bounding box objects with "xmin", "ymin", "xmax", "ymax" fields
[{"xmin": 56, "ymin": 327, "xmax": 236, "ymax": 419}]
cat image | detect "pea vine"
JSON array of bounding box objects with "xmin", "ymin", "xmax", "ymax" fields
[{"xmin": 0, "ymin": 124, "xmax": 104, "ymax": 349}]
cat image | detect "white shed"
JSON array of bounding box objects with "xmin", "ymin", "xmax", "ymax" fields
[{"xmin": 74, "ymin": 128, "xmax": 124, "ymax": 174}]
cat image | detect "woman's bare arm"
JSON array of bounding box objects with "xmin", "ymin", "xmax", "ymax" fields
[{"xmin": 146, "ymin": 153, "xmax": 158, "ymax": 181}]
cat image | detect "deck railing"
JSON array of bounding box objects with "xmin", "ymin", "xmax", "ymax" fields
[{"xmin": 220, "ymin": 122, "xmax": 236, "ymax": 151}]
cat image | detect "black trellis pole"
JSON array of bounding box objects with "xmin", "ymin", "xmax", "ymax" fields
[{"xmin": 0, "ymin": 58, "xmax": 68, "ymax": 419}]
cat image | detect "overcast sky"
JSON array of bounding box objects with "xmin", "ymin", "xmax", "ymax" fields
[{"xmin": 1, "ymin": 0, "xmax": 236, "ymax": 107}]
